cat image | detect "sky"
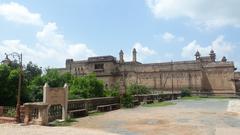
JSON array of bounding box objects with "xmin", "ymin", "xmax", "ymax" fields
[{"xmin": 0, "ymin": 0, "xmax": 239, "ymax": 70}]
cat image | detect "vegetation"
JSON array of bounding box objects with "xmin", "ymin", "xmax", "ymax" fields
[
  {"xmin": 181, "ymin": 96, "xmax": 203, "ymax": 100},
  {"xmin": 104, "ymin": 82, "xmax": 120, "ymax": 97},
  {"xmin": 49, "ymin": 118, "xmax": 77, "ymax": 126},
  {"xmin": 69, "ymin": 73, "xmax": 104, "ymax": 98},
  {"xmin": 121, "ymin": 94, "xmax": 134, "ymax": 108},
  {"xmin": 0, "ymin": 61, "xmax": 106, "ymax": 105},
  {"xmin": 0, "ymin": 62, "xmax": 42, "ymax": 105},
  {"xmin": 120, "ymin": 84, "xmax": 152, "ymax": 108},
  {"xmin": 127, "ymin": 84, "xmax": 151, "ymax": 95},
  {"xmin": 181, "ymin": 95, "xmax": 229, "ymax": 100},
  {"xmin": 0, "ymin": 61, "xmax": 152, "ymax": 107},
  {"xmin": 180, "ymin": 88, "xmax": 192, "ymax": 97},
  {"xmin": 142, "ymin": 101, "xmax": 176, "ymax": 107},
  {"xmin": 88, "ymin": 111, "xmax": 105, "ymax": 117},
  {"xmin": 4, "ymin": 108, "xmax": 16, "ymax": 117}
]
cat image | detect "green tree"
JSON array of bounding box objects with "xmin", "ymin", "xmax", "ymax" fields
[{"xmin": 70, "ymin": 73, "xmax": 104, "ymax": 98}]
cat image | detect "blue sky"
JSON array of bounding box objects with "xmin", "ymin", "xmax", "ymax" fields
[{"xmin": 0, "ymin": 0, "xmax": 239, "ymax": 69}]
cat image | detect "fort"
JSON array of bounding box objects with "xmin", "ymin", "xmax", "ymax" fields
[{"xmin": 57, "ymin": 49, "xmax": 240, "ymax": 95}]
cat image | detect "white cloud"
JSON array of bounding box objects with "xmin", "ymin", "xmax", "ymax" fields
[
  {"xmin": 162, "ymin": 32, "xmax": 175, "ymax": 42},
  {"xmin": 36, "ymin": 22, "xmax": 65, "ymax": 47},
  {"xmin": 133, "ymin": 42, "xmax": 156, "ymax": 56},
  {"xmin": 161, "ymin": 32, "xmax": 184, "ymax": 42},
  {"xmin": 181, "ymin": 36, "xmax": 235, "ymax": 59},
  {"xmin": 146, "ymin": 0, "xmax": 240, "ymax": 28},
  {"xmin": 0, "ymin": 23, "xmax": 96, "ymax": 68},
  {"xmin": 127, "ymin": 42, "xmax": 156, "ymax": 62},
  {"xmin": 0, "ymin": 2, "xmax": 43, "ymax": 26}
]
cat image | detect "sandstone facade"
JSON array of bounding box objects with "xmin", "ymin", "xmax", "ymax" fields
[{"xmin": 58, "ymin": 49, "xmax": 238, "ymax": 95}]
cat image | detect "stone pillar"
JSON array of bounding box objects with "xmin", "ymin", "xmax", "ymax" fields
[
  {"xmin": 23, "ymin": 103, "xmax": 49, "ymax": 126},
  {"xmin": 43, "ymin": 83, "xmax": 49, "ymax": 103},
  {"xmin": 63, "ymin": 83, "xmax": 69, "ymax": 120},
  {"xmin": 23, "ymin": 106, "xmax": 31, "ymax": 125},
  {"xmin": 38, "ymin": 105, "xmax": 49, "ymax": 125},
  {"xmin": 132, "ymin": 48, "xmax": 137, "ymax": 63}
]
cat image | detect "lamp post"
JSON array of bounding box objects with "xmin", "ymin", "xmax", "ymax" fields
[{"xmin": 5, "ymin": 52, "xmax": 22, "ymax": 123}]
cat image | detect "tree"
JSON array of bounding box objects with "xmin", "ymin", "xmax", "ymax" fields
[
  {"xmin": 24, "ymin": 61, "xmax": 42, "ymax": 82},
  {"xmin": 0, "ymin": 64, "xmax": 19, "ymax": 106},
  {"xmin": 70, "ymin": 73, "xmax": 104, "ymax": 99}
]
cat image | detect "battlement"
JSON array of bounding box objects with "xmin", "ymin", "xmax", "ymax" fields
[{"xmin": 88, "ymin": 56, "xmax": 117, "ymax": 63}]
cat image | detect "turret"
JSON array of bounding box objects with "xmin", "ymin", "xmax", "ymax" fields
[
  {"xmin": 221, "ymin": 56, "xmax": 227, "ymax": 62},
  {"xmin": 119, "ymin": 50, "xmax": 124, "ymax": 64},
  {"xmin": 132, "ymin": 48, "xmax": 137, "ymax": 63},
  {"xmin": 209, "ymin": 49, "xmax": 216, "ymax": 62},
  {"xmin": 1, "ymin": 54, "xmax": 11, "ymax": 65},
  {"xmin": 66, "ymin": 59, "xmax": 73, "ymax": 71},
  {"xmin": 195, "ymin": 50, "xmax": 201, "ymax": 61}
]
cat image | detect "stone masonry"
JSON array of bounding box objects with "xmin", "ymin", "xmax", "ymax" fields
[{"xmin": 57, "ymin": 49, "xmax": 238, "ymax": 95}]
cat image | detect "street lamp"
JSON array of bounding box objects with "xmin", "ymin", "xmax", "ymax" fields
[{"xmin": 5, "ymin": 52, "xmax": 22, "ymax": 123}]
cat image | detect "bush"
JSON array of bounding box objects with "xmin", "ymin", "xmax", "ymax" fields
[
  {"xmin": 5, "ymin": 108, "xmax": 16, "ymax": 117},
  {"xmin": 127, "ymin": 84, "xmax": 151, "ymax": 95},
  {"xmin": 121, "ymin": 94, "xmax": 134, "ymax": 108},
  {"xmin": 69, "ymin": 73, "xmax": 104, "ymax": 98},
  {"xmin": 104, "ymin": 83, "xmax": 120, "ymax": 97},
  {"xmin": 181, "ymin": 88, "xmax": 192, "ymax": 97}
]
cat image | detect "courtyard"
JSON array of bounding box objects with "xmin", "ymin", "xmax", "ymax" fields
[{"xmin": 1, "ymin": 98, "xmax": 240, "ymax": 135}]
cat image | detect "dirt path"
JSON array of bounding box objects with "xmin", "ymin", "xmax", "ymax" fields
[{"xmin": 73, "ymin": 99, "xmax": 240, "ymax": 135}]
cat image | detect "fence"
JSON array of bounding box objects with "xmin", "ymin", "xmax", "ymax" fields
[
  {"xmin": 68, "ymin": 97, "xmax": 120, "ymax": 111},
  {"xmin": 0, "ymin": 106, "xmax": 16, "ymax": 117}
]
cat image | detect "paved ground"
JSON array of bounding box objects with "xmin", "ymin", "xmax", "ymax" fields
[{"xmin": 1, "ymin": 99, "xmax": 240, "ymax": 135}]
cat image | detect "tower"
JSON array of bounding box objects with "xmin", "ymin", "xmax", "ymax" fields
[
  {"xmin": 132, "ymin": 48, "xmax": 137, "ymax": 63},
  {"xmin": 209, "ymin": 49, "xmax": 216, "ymax": 62},
  {"xmin": 119, "ymin": 50, "xmax": 124, "ymax": 64},
  {"xmin": 221, "ymin": 56, "xmax": 227, "ymax": 62},
  {"xmin": 195, "ymin": 50, "xmax": 201, "ymax": 62}
]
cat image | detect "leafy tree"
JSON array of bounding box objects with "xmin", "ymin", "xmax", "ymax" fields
[
  {"xmin": 70, "ymin": 73, "xmax": 104, "ymax": 98},
  {"xmin": 24, "ymin": 61, "xmax": 42, "ymax": 82},
  {"xmin": 0, "ymin": 64, "xmax": 15, "ymax": 105}
]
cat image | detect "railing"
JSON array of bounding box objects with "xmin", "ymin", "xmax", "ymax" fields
[
  {"xmin": 48, "ymin": 104, "xmax": 62, "ymax": 122},
  {"xmin": 0, "ymin": 106, "xmax": 16, "ymax": 117},
  {"xmin": 68, "ymin": 97, "xmax": 120, "ymax": 111}
]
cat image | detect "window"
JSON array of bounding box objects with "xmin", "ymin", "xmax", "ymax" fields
[{"xmin": 94, "ymin": 64, "xmax": 104, "ymax": 70}]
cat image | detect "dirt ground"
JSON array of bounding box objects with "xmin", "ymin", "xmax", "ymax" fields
[
  {"xmin": 73, "ymin": 99, "xmax": 240, "ymax": 135},
  {"xmin": 1, "ymin": 99, "xmax": 240, "ymax": 135}
]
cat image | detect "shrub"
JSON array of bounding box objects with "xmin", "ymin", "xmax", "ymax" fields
[
  {"xmin": 121, "ymin": 94, "xmax": 134, "ymax": 108},
  {"xmin": 104, "ymin": 83, "xmax": 120, "ymax": 97},
  {"xmin": 181, "ymin": 88, "xmax": 192, "ymax": 97},
  {"xmin": 5, "ymin": 108, "xmax": 16, "ymax": 117},
  {"xmin": 69, "ymin": 73, "xmax": 104, "ymax": 98},
  {"xmin": 127, "ymin": 84, "xmax": 151, "ymax": 95}
]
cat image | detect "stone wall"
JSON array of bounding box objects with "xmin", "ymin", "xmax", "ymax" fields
[{"xmin": 57, "ymin": 52, "xmax": 237, "ymax": 95}]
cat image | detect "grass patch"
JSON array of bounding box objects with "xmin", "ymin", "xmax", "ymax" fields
[
  {"xmin": 49, "ymin": 118, "xmax": 77, "ymax": 126},
  {"xmin": 142, "ymin": 101, "xmax": 176, "ymax": 107},
  {"xmin": 181, "ymin": 96, "xmax": 230, "ymax": 101},
  {"xmin": 181, "ymin": 96, "xmax": 203, "ymax": 100},
  {"xmin": 88, "ymin": 111, "xmax": 105, "ymax": 116}
]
